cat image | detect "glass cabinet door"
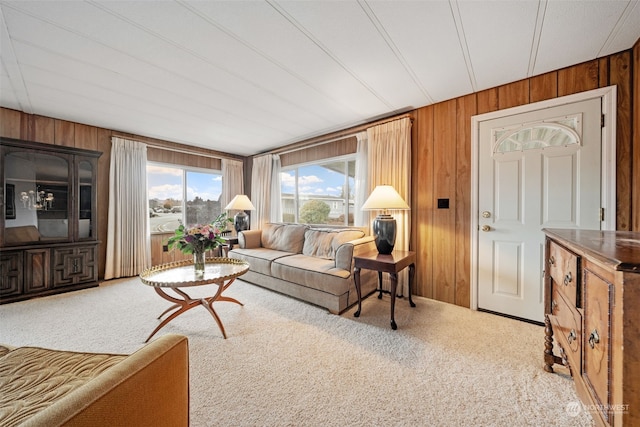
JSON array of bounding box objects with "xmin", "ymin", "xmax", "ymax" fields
[
  {"xmin": 4, "ymin": 150, "xmax": 70, "ymax": 245},
  {"xmin": 77, "ymin": 159, "xmax": 95, "ymax": 239}
]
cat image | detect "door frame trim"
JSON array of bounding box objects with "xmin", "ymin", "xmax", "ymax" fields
[{"xmin": 470, "ymin": 85, "xmax": 617, "ymax": 311}]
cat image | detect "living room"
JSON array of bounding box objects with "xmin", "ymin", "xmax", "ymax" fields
[{"xmin": 1, "ymin": 1, "xmax": 639, "ymax": 426}]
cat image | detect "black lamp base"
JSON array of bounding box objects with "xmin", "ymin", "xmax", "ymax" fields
[
  {"xmin": 372, "ymin": 214, "xmax": 396, "ymax": 254},
  {"xmin": 234, "ymin": 211, "xmax": 249, "ymax": 233}
]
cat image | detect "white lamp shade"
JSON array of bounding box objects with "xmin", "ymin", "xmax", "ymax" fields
[
  {"xmin": 361, "ymin": 185, "xmax": 409, "ymax": 211},
  {"xmin": 224, "ymin": 194, "xmax": 255, "ymax": 211}
]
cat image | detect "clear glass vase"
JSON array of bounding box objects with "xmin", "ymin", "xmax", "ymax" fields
[{"xmin": 193, "ymin": 250, "xmax": 205, "ymax": 276}]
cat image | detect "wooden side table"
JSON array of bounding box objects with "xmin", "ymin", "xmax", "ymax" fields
[
  {"xmin": 220, "ymin": 235, "xmax": 239, "ymax": 257},
  {"xmin": 353, "ymin": 250, "xmax": 416, "ymax": 329}
]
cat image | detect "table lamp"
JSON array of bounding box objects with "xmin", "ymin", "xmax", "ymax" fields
[
  {"xmin": 224, "ymin": 195, "xmax": 256, "ymax": 232},
  {"xmin": 361, "ymin": 185, "xmax": 409, "ymax": 254}
]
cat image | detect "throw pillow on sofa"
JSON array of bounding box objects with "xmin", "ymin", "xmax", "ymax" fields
[
  {"xmin": 260, "ymin": 223, "xmax": 308, "ymax": 253},
  {"xmin": 302, "ymin": 228, "xmax": 365, "ymax": 260}
]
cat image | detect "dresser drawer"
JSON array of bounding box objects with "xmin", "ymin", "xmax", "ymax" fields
[
  {"xmin": 582, "ymin": 268, "xmax": 612, "ymax": 423},
  {"xmin": 548, "ymin": 241, "xmax": 579, "ymax": 306},
  {"xmin": 549, "ymin": 285, "xmax": 581, "ymax": 372}
]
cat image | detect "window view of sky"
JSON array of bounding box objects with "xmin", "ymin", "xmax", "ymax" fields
[
  {"xmin": 147, "ymin": 165, "xmax": 222, "ymax": 202},
  {"xmin": 281, "ymin": 164, "xmax": 346, "ymax": 197}
]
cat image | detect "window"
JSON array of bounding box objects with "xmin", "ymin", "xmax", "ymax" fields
[
  {"xmin": 493, "ymin": 114, "xmax": 582, "ymax": 154},
  {"xmin": 280, "ymin": 156, "xmax": 355, "ymax": 226},
  {"xmin": 147, "ymin": 163, "xmax": 223, "ymax": 233}
]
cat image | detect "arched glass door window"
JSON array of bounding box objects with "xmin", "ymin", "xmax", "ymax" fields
[{"xmin": 493, "ymin": 114, "xmax": 582, "ymax": 154}]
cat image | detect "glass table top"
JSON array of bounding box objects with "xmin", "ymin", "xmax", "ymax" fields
[{"xmin": 140, "ymin": 258, "xmax": 249, "ymax": 287}]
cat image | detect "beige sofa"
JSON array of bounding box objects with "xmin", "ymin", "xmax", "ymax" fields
[
  {"xmin": 0, "ymin": 334, "xmax": 189, "ymax": 427},
  {"xmin": 229, "ymin": 223, "xmax": 378, "ymax": 314}
]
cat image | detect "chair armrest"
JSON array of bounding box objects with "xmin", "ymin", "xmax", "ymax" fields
[
  {"xmin": 238, "ymin": 229, "xmax": 262, "ymax": 249},
  {"xmin": 25, "ymin": 334, "xmax": 189, "ymax": 427}
]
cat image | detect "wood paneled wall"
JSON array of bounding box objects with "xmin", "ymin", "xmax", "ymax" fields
[
  {"xmin": 279, "ymin": 136, "xmax": 357, "ymax": 167},
  {"xmin": 0, "ymin": 108, "xmax": 240, "ymax": 278},
  {"xmin": 412, "ymin": 46, "xmax": 638, "ymax": 308},
  {"xmin": 634, "ymin": 40, "xmax": 640, "ymax": 231},
  {"xmin": 1, "ymin": 42, "xmax": 637, "ymax": 301}
]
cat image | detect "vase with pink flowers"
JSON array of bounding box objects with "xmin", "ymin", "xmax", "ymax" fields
[{"xmin": 167, "ymin": 212, "xmax": 232, "ymax": 275}]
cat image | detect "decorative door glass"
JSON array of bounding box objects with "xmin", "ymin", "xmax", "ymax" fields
[{"xmin": 493, "ymin": 114, "xmax": 582, "ymax": 154}]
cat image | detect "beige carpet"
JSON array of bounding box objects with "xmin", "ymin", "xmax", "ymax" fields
[{"xmin": 0, "ymin": 277, "xmax": 593, "ymax": 426}]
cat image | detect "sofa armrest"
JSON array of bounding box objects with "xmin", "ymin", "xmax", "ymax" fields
[
  {"xmin": 24, "ymin": 334, "xmax": 189, "ymax": 427},
  {"xmin": 238, "ymin": 229, "xmax": 262, "ymax": 249},
  {"xmin": 335, "ymin": 236, "xmax": 376, "ymax": 271}
]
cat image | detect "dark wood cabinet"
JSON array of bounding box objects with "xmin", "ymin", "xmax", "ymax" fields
[
  {"xmin": 0, "ymin": 251, "xmax": 22, "ymax": 297},
  {"xmin": 24, "ymin": 248, "xmax": 49, "ymax": 294},
  {"xmin": 0, "ymin": 138, "xmax": 101, "ymax": 303},
  {"xmin": 52, "ymin": 245, "xmax": 97, "ymax": 287},
  {"xmin": 543, "ymin": 228, "xmax": 640, "ymax": 427}
]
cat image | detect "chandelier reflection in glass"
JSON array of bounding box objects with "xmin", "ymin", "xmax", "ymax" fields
[{"xmin": 20, "ymin": 188, "xmax": 54, "ymax": 211}]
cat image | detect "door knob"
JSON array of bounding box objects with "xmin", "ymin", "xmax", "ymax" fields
[{"xmin": 481, "ymin": 225, "xmax": 491, "ymax": 232}]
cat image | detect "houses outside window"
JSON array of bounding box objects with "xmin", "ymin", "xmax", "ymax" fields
[
  {"xmin": 280, "ymin": 156, "xmax": 355, "ymax": 226},
  {"xmin": 147, "ymin": 163, "xmax": 223, "ymax": 233}
]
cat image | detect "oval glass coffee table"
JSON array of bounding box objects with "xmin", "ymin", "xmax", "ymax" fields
[{"xmin": 140, "ymin": 257, "xmax": 249, "ymax": 341}]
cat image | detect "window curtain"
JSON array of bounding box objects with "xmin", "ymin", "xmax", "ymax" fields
[
  {"xmin": 354, "ymin": 131, "xmax": 369, "ymax": 227},
  {"xmin": 250, "ymin": 154, "xmax": 280, "ymax": 229},
  {"xmin": 104, "ymin": 137, "xmax": 151, "ymax": 279},
  {"xmin": 366, "ymin": 117, "xmax": 412, "ymax": 295},
  {"xmin": 270, "ymin": 155, "xmax": 282, "ymax": 222},
  {"xmin": 221, "ymin": 159, "xmax": 244, "ymax": 211}
]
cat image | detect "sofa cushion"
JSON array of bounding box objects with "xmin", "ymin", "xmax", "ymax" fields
[
  {"xmin": 272, "ymin": 254, "xmax": 352, "ymax": 296},
  {"xmin": 0, "ymin": 346, "xmax": 127, "ymax": 427},
  {"xmin": 302, "ymin": 228, "xmax": 366, "ymax": 260},
  {"xmin": 261, "ymin": 223, "xmax": 308, "ymax": 253},
  {"xmin": 0, "ymin": 345, "xmax": 12, "ymax": 358},
  {"xmin": 229, "ymin": 248, "xmax": 295, "ymax": 276},
  {"xmin": 302, "ymin": 229, "xmax": 335, "ymax": 259},
  {"xmin": 330, "ymin": 229, "xmax": 365, "ymax": 252}
]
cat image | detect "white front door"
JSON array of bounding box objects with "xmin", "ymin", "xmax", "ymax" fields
[{"xmin": 477, "ymin": 97, "xmax": 602, "ymax": 322}]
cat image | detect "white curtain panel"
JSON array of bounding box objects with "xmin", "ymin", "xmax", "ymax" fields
[
  {"xmin": 221, "ymin": 159, "xmax": 244, "ymax": 209},
  {"xmin": 104, "ymin": 137, "xmax": 151, "ymax": 279},
  {"xmin": 250, "ymin": 154, "xmax": 273, "ymax": 229},
  {"xmin": 354, "ymin": 131, "xmax": 369, "ymax": 227},
  {"xmin": 270, "ymin": 155, "xmax": 282, "ymax": 223},
  {"xmin": 366, "ymin": 117, "xmax": 412, "ymax": 295}
]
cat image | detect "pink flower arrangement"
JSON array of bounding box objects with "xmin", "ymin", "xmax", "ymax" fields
[{"xmin": 167, "ymin": 213, "xmax": 232, "ymax": 255}]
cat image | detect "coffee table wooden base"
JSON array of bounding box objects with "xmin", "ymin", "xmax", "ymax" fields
[{"xmin": 145, "ymin": 277, "xmax": 242, "ymax": 342}]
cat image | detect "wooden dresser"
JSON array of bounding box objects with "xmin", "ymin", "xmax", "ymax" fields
[{"xmin": 543, "ymin": 229, "xmax": 640, "ymax": 426}]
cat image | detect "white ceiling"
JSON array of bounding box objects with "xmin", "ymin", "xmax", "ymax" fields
[{"xmin": 1, "ymin": 1, "xmax": 639, "ymax": 156}]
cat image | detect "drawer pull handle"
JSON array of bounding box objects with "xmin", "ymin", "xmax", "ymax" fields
[
  {"xmin": 563, "ymin": 272, "xmax": 572, "ymax": 286},
  {"xmin": 588, "ymin": 330, "xmax": 600, "ymax": 349},
  {"xmin": 559, "ymin": 346, "xmax": 568, "ymax": 366},
  {"xmin": 549, "ymin": 256, "xmax": 555, "ymax": 266},
  {"xmin": 567, "ymin": 329, "xmax": 577, "ymax": 344},
  {"xmin": 551, "ymin": 300, "xmax": 558, "ymax": 313}
]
